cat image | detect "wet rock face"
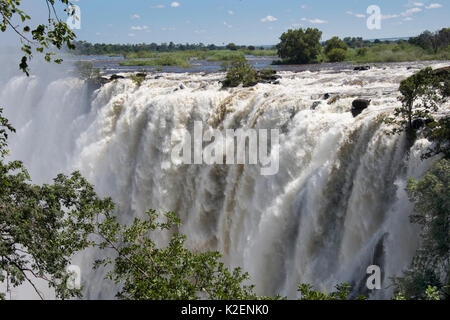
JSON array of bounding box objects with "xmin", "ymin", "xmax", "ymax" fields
[
  {"xmin": 354, "ymin": 66, "xmax": 371, "ymax": 71},
  {"xmin": 351, "ymin": 99, "xmax": 371, "ymax": 117},
  {"xmin": 109, "ymin": 74, "xmax": 125, "ymax": 81},
  {"xmin": 311, "ymin": 101, "xmax": 321, "ymax": 110},
  {"xmin": 411, "ymin": 118, "xmax": 434, "ymax": 130}
]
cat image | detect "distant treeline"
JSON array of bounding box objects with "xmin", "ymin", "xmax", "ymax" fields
[
  {"xmin": 71, "ymin": 41, "xmax": 268, "ymax": 56},
  {"xmin": 408, "ymin": 28, "xmax": 450, "ymax": 53},
  {"xmin": 339, "ymin": 28, "xmax": 450, "ymax": 50},
  {"xmin": 71, "ymin": 28, "xmax": 450, "ymax": 60}
]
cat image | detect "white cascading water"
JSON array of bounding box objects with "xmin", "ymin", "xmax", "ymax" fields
[{"xmin": 1, "ymin": 61, "xmax": 448, "ymax": 299}]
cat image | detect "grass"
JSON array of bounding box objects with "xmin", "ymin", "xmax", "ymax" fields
[
  {"xmin": 206, "ymin": 50, "xmax": 246, "ymax": 61},
  {"xmin": 242, "ymin": 49, "xmax": 277, "ymax": 56},
  {"xmin": 118, "ymin": 43, "xmax": 450, "ymax": 68},
  {"xmin": 118, "ymin": 49, "xmax": 279, "ymax": 68},
  {"xmin": 347, "ymin": 43, "xmax": 450, "ymax": 63}
]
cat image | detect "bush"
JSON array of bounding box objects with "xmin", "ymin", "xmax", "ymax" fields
[
  {"xmin": 222, "ymin": 59, "xmax": 257, "ymax": 87},
  {"xmin": 276, "ymin": 28, "xmax": 323, "ymax": 64},
  {"xmin": 394, "ymin": 159, "xmax": 450, "ymax": 299},
  {"xmin": 356, "ymin": 47, "xmax": 368, "ymax": 56},
  {"xmin": 226, "ymin": 43, "xmax": 238, "ymax": 51},
  {"xmin": 130, "ymin": 73, "xmax": 146, "ymax": 86},
  {"xmin": 327, "ymin": 48, "xmax": 347, "ymax": 62},
  {"xmin": 324, "ymin": 36, "xmax": 348, "ymax": 55}
]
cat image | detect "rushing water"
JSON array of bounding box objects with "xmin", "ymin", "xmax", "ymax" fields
[{"xmin": 1, "ymin": 61, "xmax": 448, "ymax": 299}]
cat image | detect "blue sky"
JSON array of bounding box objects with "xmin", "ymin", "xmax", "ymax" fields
[{"xmin": 19, "ymin": 0, "xmax": 450, "ymax": 45}]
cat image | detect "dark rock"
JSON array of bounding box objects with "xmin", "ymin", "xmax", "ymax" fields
[
  {"xmin": 432, "ymin": 66, "xmax": 450, "ymax": 77},
  {"xmin": 110, "ymin": 74, "xmax": 125, "ymax": 80},
  {"xmin": 351, "ymin": 99, "xmax": 371, "ymax": 117},
  {"xmin": 411, "ymin": 118, "xmax": 434, "ymax": 130},
  {"xmin": 99, "ymin": 77, "xmax": 110, "ymax": 85},
  {"xmin": 354, "ymin": 66, "xmax": 371, "ymax": 71},
  {"xmin": 135, "ymin": 73, "xmax": 147, "ymax": 78},
  {"xmin": 311, "ymin": 101, "xmax": 321, "ymax": 110},
  {"xmin": 323, "ymin": 93, "xmax": 330, "ymax": 100}
]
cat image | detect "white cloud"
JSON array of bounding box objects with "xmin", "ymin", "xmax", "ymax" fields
[
  {"xmin": 403, "ymin": 17, "xmax": 414, "ymax": 21},
  {"xmin": 171, "ymin": 2, "xmax": 180, "ymax": 8},
  {"xmin": 130, "ymin": 14, "xmax": 140, "ymax": 19},
  {"xmin": 300, "ymin": 5, "xmax": 308, "ymax": 9},
  {"xmin": 261, "ymin": 15, "xmax": 278, "ymax": 22},
  {"xmin": 301, "ymin": 17, "xmax": 327, "ymax": 24},
  {"xmin": 405, "ymin": 1, "xmax": 424, "ymax": 6},
  {"xmin": 401, "ymin": 7, "xmax": 422, "ymax": 16},
  {"xmin": 128, "ymin": 33, "xmax": 136, "ymax": 37},
  {"xmin": 224, "ymin": 21, "xmax": 232, "ymax": 28},
  {"xmin": 151, "ymin": 4, "xmax": 165, "ymax": 9},
  {"xmin": 228, "ymin": 10, "xmax": 234, "ymax": 15},
  {"xmin": 426, "ymin": 3, "xmax": 443, "ymax": 9},
  {"xmin": 309, "ymin": 18, "xmax": 327, "ymax": 24},
  {"xmin": 381, "ymin": 14, "xmax": 400, "ymax": 20},
  {"xmin": 131, "ymin": 25, "xmax": 149, "ymax": 31},
  {"xmin": 346, "ymin": 11, "xmax": 366, "ymax": 18}
]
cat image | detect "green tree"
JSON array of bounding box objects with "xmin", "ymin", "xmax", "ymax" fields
[
  {"xmin": 222, "ymin": 59, "xmax": 257, "ymax": 87},
  {"xmin": 324, "ymin": 37, "xmax": 347, "ymax": 62},
  {"xmin": 0, "ymin": 109, "xmax": 114, "ymax": 299},
  {"xmin": 276, "ymin": 28, "xmax": 322, "ymax": 64},
  {"xmin": 92, "ymin": 210, "xmax": 256, "ymax": 300},
  {"xmin": 324, "ymin": 36, "xmax": 347, "ymax": 55},
  {"xmin": 0, "ymin": 0, "xmax": 77, "ymax": 75},
  {"xmin": 226, "ymin": 43, "xmax": 238, "ymax": 51},
  {"xmin": 422, "ymin": 116, "xmax": 450, "ymax": 159},
  {"xmin": 326, "ymin": 48, "xmax": 347, "ymax": 62},
  {"xmin": 386, "ymin": 67, "xmax": 447, "ymax": 131},
  {"xmin": 1, "ymin": 108, "xmax": 257, "ymax": 300},
  {"xmin": 394, "ymin": 159, "xmax": 450, "ymax": 299}
]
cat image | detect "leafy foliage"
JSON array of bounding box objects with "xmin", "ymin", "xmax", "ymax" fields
[
  {"xmin": 409, "ymin": 28, "xmax": 450, "ymax": 54},
  {"xmin": 422, "ymin": 116, "xmax": 450, "ymax": 159},
  {"xmin": 385, "ymin": 67, "xmax": 447, "ymax": 132},
  {"xmin": 324, "ymin": 37, "xmax": 348, "ymax": 62},
  {"xmin": 92, "ymin": 210, "xmax": 256, "ymax": 300},
  {"xmin": 0, "ymin": 0, "xmax": 77, "ymax": 75},
  {"xmin": 1, "ymin": 108, "xmax": 256, "ymax": 300},
  {"xmin": 298, "ymin": 283, "xmax": 366, "ymax": 300},
  {"xmin": 275, "ymin": 28, "xmax": 323, "ymax": 64},
  {"xmin": 394, "ymin": 159, "xmax": 450, "ymax": 299},
  {"xmin": 0, "ymin": 109, "xmax": 114, "ymax": 299},
  {"xmin": 326, "ymin": 48, "xmax": 347, "ymax": 62},
  {"xmin": 130, "ymin": 73, "xmax": 146, "ymax": 87},
  {"xmin": 324, "ymin": 37, "xmax": 348, "ymax": 55},
  {"xmin": 222, "ymin": 59, "xmax": 257, "ymax": 87}
]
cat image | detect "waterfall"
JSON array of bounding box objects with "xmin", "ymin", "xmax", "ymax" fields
[{"xmin": 1, "ymin": 62, "xmax": 447, "ymax": 299}]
